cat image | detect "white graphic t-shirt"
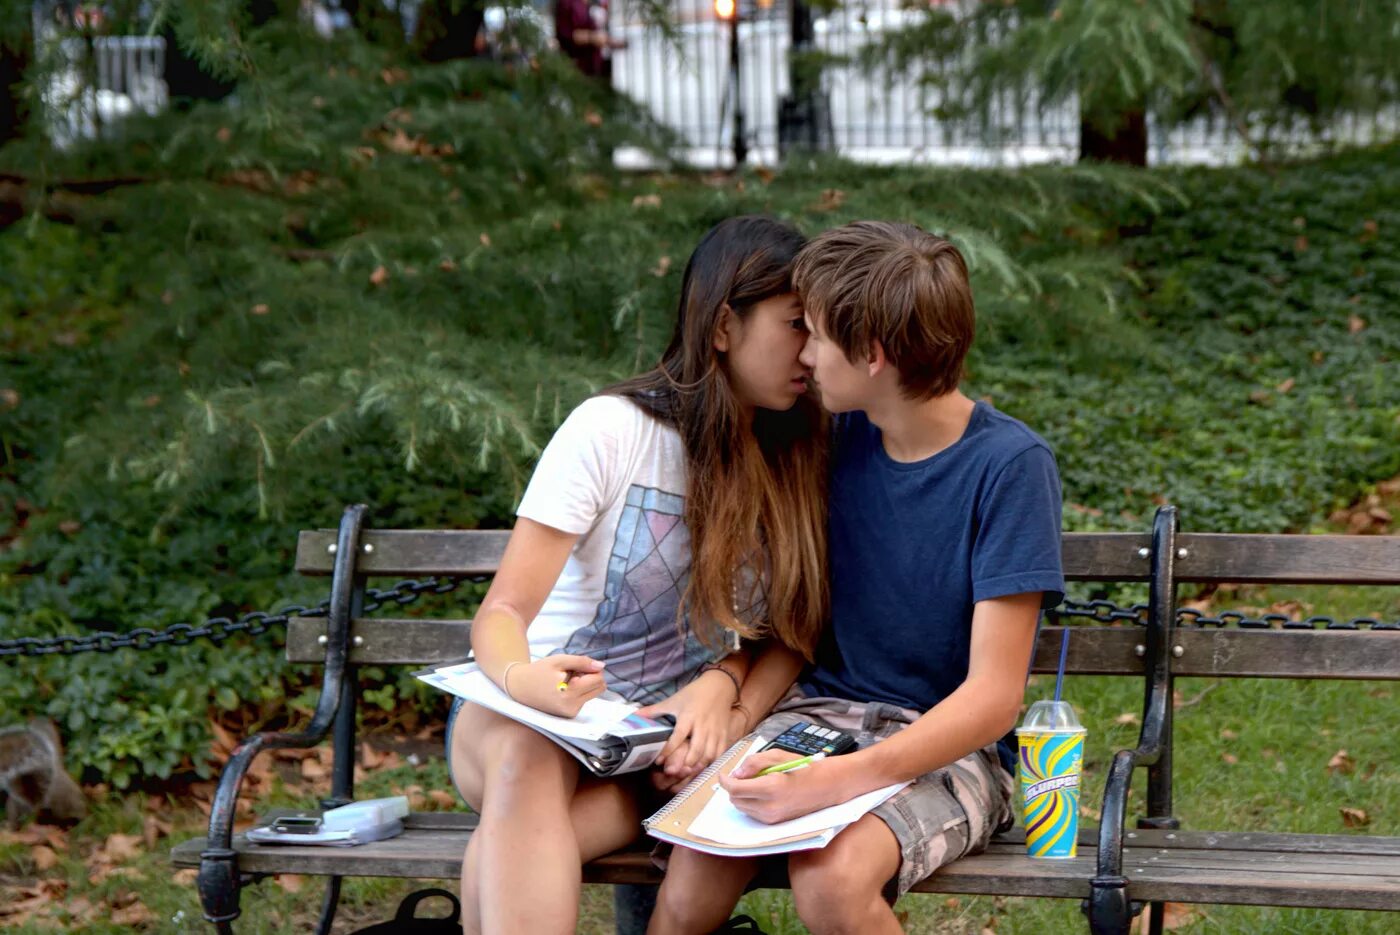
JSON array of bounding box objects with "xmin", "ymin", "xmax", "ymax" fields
[{"xmin": 517, "ymin": 395, "xmax": 729, "ymax": 705}]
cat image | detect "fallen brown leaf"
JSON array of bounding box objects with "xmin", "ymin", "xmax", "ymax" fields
[
  {"xmin": 1161, "ymin": 901, "xmax": 1199, "ymax": 930},
  {"xmin": 103, "ymin": 832, "xmax": 142, "ymax": 862},
  {"xmin": 1340, "ymin": 806, "xmax": 1370, "ymax": 828},
  {"xmin": 1349, "ymin": 314, "xmax": 1367, "ymax": 334},
  {"xmin": 809, "ymin": 188, "xmax": 846, "ymax": 212},
  {"xmin": 31, "ymin": 844, "xmax": 58, "ymax": 871},
  {"xmin": 369, "ymin": 265, "xmax": 389, "ymax": 287},
  {"xmin": 652, "ymin": 256, "xmax": 672, "ymax": 278},
  {"xmin": 1327, "ymin": 749, "xmax": 1356, "ymax": 775},
  {"xmin": 278, "ymin": 874, "xmax": 305, "ymax": 893},
  {"xmin": 1275, "ymin": 377, "xmax": 1295, "ymax": 394},
  {"xmin": 109, "ymin": 901, "xmax": 156, "ymax": 926},
  {"xmin": 1221, "ymin": 752, "xmax": 1238, "ymax": 765},
  {"xmin": 631, "ymin": 193, "xmax": 662, "ymax": 208},
  {"xmin": 428, "ymin": 789, "xmax": 458, "ymax": 809},
  {"xmin": 361, "ymin": 741, "xmax": 386, "ymax": 770}
]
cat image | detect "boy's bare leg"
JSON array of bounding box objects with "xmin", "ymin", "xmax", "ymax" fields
[
  {"xmin": 648, "ymin": 847, "xmax": 760, "ymax": 935},
  {"xmin": 450, "ymin": 703, "xmax": 642, "ymax": 935},
  {"xmin": 788, "ymin": 814, "xmax": 903, "ymax": 935}
]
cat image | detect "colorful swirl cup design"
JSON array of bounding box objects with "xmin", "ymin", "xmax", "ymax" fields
[{"xmin": 1017, "ymin": 729, "xmax": 1085, "ymax": 859}]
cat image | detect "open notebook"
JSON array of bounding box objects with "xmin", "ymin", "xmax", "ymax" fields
[
  {"xmin": 643, "ymin": 736, "xmax": 909, "ymax": 857},
  {"xmin": 416, "ymin": 661, "xmax": 673, "ymax": 776}
]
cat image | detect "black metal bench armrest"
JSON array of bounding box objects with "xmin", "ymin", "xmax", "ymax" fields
[
  {"xmin": 196, "ymin": 505, "xmax": 367, "ymax": 932},
  {"xmin": 1088, "ymin": 506, "xmax": 1179, "ymax": 935}
]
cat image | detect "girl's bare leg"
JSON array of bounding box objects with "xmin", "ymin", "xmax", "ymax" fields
[
  {"xmin": 648, "ymin": 846, "xmax": 760, "ymax": 935},
  {"xmin": 450, "ymin": 702, "xmax": 642, "ymax": 935}
]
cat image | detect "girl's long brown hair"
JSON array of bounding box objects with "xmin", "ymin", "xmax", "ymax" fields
[{"xmin": 609, "ymin": 216, "xmax": 828, "ymax": 660}]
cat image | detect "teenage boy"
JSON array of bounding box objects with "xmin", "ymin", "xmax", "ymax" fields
[{"xmin": 647, "ymin": 221, "xmax": 1064, "ymax": 935}]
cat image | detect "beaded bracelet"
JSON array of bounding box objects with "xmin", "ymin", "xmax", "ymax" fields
[{"xmin": 698, "ymin": 661, "xmax": 742, "ymax": 701}]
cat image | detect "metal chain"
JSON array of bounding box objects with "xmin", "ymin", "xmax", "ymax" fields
[
  {"xmin": 1050, "ymin": 600, "xmax": 1400, "ymax": 630},
  {"xmin": 5, "ymin": 583, "xmax": 1394, "ymax": 659},
  {"xmin": 0, "ymin": 576, "xmax": 482, "ymax": 659}
]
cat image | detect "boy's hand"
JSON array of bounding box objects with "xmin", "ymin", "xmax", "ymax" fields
[
  {"xmin": 509, "ymin": 655, "xmax": 606, "ymax": 717},
  {"xmin": 719, "ymin": 750, "xmax": 851, "ymax": 824}
]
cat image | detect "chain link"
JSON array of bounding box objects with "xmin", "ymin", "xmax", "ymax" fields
[
  {"xmin": 1050, "ymin": 600, "xmax": 1400, "ymax": 630},
  {"xmin": 0, "ymin": 576, "xmax": 484, "ymax": 659}
]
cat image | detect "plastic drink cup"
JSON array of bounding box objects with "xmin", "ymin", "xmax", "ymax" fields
[{"xmin": 1016, "ymin": 699, "xmax": 1086, "ymax": 859}]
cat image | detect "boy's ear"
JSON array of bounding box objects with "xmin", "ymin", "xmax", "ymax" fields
[
  {"xmin": 867, "ymin": 340, "xmax": 888, "ymax": 378},
  {"xmin": 713, "ymin": 304, "xmax": 734, "ymax": 353}
]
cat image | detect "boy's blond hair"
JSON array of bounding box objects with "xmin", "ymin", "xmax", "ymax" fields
[{"xmin": 793, "ymin": 221, "xmax": 974, "ymax": 400}]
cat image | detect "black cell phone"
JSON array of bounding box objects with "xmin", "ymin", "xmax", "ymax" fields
[
  {"xmin": 271, "ymin": 814, "xmax": 322, "ymax": 834},
  {"xmin": 761, "ymin": 721, "xmax": 857, "ymax": 758}
]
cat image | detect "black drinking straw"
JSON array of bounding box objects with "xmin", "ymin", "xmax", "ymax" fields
[{"xmin": 1053, "ymin": 626, "xmax": 1071, "ymax": 703}]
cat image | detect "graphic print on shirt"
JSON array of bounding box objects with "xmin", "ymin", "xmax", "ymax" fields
[{"xmin": 556, "ymin": 485, "xmax": 714, "ymax": 704}]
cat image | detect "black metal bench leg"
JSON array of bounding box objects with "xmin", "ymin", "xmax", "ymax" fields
[
  {"xmin": 1086, "ymin": 876, "xmax": 1132, "ymax": 935},
  {"xmin": 314, "ymin": 876, "xmax": 344, "ymax": 935},
  {"xmin": 614, "ymin": 883, "xmax": 658, "ymax": 935}
]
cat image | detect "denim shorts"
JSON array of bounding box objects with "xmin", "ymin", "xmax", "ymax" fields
[
  {"xmin": 445, "ymin": 696, "xmax": 466, "ymax": 801},
  {"xmin": 757, "ymin": 690, "xmax": 1015, "ymax": 899}
]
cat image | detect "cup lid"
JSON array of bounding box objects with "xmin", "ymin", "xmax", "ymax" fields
[{"xmin": 1017, "ymin": 699, "xmax": 1084, "ymax": 732}]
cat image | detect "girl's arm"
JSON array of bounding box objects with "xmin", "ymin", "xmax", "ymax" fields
[
  {"xmin": 729, "ymin": 640, "xmax": 806, "ymax": 737},
  {"xmin": 472, "ymin": 518, "xmax": 606, "ymax": 717}
]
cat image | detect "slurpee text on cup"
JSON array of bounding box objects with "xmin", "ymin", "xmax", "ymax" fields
[{"xmin": 1016, "ymin": 699, "xmax": 1086, "ymax": 859}]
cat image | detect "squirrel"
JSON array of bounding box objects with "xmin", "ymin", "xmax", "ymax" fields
[{"xmin": 0, "ymin": 718, "xmax": 88, "ymax": 829}]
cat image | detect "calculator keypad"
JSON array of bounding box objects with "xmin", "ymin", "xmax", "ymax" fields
[{"xmin": 764, "ymin": 721, "xmax": 856, "ymax": 757}]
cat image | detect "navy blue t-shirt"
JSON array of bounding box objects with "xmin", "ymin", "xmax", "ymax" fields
[{"xmin": 799, "ymin": 402, "xmax": 1065, "ymax": 771}]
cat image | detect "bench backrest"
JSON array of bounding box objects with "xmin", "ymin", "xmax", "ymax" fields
[{"xmin": 285, "ymin": 528, "xmax": 1400, "ymax": 680}]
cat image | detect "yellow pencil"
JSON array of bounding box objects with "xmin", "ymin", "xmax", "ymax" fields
[{"xmin": 754, "ymin": 752, "xmax": 826, "ymax": 777}]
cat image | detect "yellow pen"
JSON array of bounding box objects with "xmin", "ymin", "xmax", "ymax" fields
[{"xmin": 754, "ymin": 751, "xmax": 826, "ymax": 777}]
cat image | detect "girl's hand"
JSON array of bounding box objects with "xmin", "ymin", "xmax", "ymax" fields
[
  {"xmin": 507, "ymin": 655, "xmax": 606, "ymax": 717},
  {"xmin": 637, "ymin": 668, "xmax": 738, "ymax": 778}
]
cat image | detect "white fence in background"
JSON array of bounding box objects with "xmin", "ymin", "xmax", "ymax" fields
[
  {"xmin": 611, "ymin": 0, "xmax": 1400, "ymax": 168},
  {"xmin": 33, "ymin": 1, "xmax": 1398, "ymax": 164},
  {"xmin": 41, "ymin": 35, "xmax": 168, "ymax": 148}
]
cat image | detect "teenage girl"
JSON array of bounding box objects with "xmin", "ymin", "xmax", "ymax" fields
[{"xmin": 446, "ymin": 216, "xmax": 829, "ymax": 934}]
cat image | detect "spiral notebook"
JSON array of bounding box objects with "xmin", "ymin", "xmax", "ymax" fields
[{"xmin": 643, "ymin": 736, "xmax": 909, "ymax": 857}]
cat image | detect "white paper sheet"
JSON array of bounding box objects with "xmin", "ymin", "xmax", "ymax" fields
[
  {"xmin": 687, "ymin": 769, "xmax": 908, "ymax": 847},
  {"xmin": 418, "ymin": 662, "xmax": 641, "ymax": 741}
]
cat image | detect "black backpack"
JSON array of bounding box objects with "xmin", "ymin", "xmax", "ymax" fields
[{"xmin": 349, "ymin": 889, "xmax": 460, "ymax": 934}]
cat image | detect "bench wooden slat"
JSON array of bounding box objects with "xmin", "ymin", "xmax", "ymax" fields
[
  {"xmin": 1172, "ymin": 533, "xmax": 1400, "ymax": 585},
  {"xmin": 295, "ymin": 530, "xmax": 513, "ymax": 576},
  {"xmin": 287, "ymin": 619, "xmax": 1400, "ymax": 679},
  {"xmin": 169, "ymin": 831, "xmax": 1092, "ymax": 898},
  {"xmin": 294, "ymin": 529, "xmax": 1400, "ymax": 587},
  {"xmin": 171, "ymin": 825, "xmax": 1400, "ymax": 910},
  {"xmin": 1124, "ymin": 864, "xmax": 1400, "ymax": 911},
  {"xmin": 295, "ymin": 530, "xmax": 1159, "ymax": 580}
]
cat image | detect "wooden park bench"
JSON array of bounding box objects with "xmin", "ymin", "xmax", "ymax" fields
[{"xmin": 172, "ymin": 503, "xmax": 1400, "ymax": 934}]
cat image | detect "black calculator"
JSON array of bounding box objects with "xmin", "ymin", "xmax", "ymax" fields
[{"xmin": 762, "ymin": 721, "xmax": 857, "ymax": 758}]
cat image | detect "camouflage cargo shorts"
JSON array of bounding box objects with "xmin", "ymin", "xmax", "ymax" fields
[{"xmin": 758, "ymin": 689, "xmax": 1015, "ymax": 899}]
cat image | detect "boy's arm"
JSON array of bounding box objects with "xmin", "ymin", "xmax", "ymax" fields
[{"xmin": 720, "ymin": 592, "xmax": 1038, "ymax": 823}]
